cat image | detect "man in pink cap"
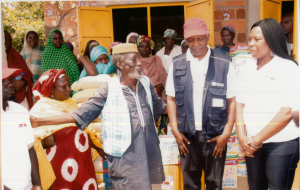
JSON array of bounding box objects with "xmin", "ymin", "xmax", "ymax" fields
[
  {"xmin": 2, "ymin": 63, "xmax": 42, "ymax": 190},
  {"xmin": 166, "ymin": 17, "xmax": 237, "ymax": 189}
]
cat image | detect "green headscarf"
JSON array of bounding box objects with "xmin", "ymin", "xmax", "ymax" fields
[{"xmin": 41, "ymin": 29, "xmax": 80, "ymax": 85}]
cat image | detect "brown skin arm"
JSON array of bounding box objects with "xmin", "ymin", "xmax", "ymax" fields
[
  {"xmin": 30, "ymin": 114, "xmax": 76, "ymax": 128},
  {"xmin": 79, "ymin": 56, "xmax": 98, "ymax": 76},
  {"xmin": 167, "ymin": 96, "xmax": 190, "ymax": 155},
  {"xmin": 236, "ymin": 103, "xmax": 257, "ymax": 157},
  {"xmin": 252, "ymin": 107, "xmax": 293, "ymax": 145},
  {"xmin": 91, "ymin": 141, "xmax": 106, "ymax": 158},
  {"xmin": 208, "ymin": 97, "xmax": 236, "ymax": 158},
  {"xmin": 292, "ymin": 110, "xmax": 299, "ymax": 126},
  {"xmin": 29, "ymin": 147, "xmax": 41, "ymax": 188}
]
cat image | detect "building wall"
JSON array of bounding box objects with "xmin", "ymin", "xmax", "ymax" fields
[
  {"xmin": 214, "ymin": 0, "xmax": 248, "ymax": 46},
  {"xmin": 43, "ymin": 0, "xmax": 249, "ymax": 58}
]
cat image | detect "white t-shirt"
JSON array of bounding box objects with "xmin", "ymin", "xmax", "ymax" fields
[
  {"xmin": 1, "ymin": 101, "xmax": 34, "ymax": 190},
  {"xmin": 166, "ymin": 47, "xmax": 237, "ymax": 130},
  {"xmin": 236, "ymin": 55, "xmax": 300, "ymax": 143},
  {"xmin": 156, "ymin": 45, "xmax": 182, "ymax": 74}
]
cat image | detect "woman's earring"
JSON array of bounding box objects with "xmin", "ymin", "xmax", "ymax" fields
[
  {"xmin": 270, "ymin": 51, "xmax": 275, "ymax": 57},
  {"xmin": 51, "ymin": 93, "xmax": 54, "ymax": 99}
]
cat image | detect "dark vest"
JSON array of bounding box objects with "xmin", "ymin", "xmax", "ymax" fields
[{"xmin": 173, "ymin": 49, "xmax": 231, "ymax": 140}]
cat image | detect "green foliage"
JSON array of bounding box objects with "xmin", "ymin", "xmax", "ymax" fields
[{"xmin": 1, "ymin": 1, "xmax": 45, "ymax": 52}]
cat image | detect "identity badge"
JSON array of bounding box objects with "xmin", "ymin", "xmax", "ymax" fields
[{"xmin": 212, "ymin": 98, "xmax": 224, "ymax": 107}]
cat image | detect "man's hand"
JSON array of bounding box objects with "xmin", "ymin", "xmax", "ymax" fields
[
  {"xmin": 155, "ymin": 83, "xmax": 164, "ymax": 93},
  {"xmin": 174, "ymin": 132, "xmax": 190, "ymax": 155},
  {"xmin": 30, "ymin": 115, "xmax": 39, "ymax": 128},
  {"xmin": 208, "ymin": 133, "xmax": 229, "ymax": 158},
  {"xmin": 14, "ymin": 79, "xmax": 26, "ymax": 91},
  {"xmin": 96, "ymin": 148, "xmax": 106, "ymax": 159},
  {"xmin": 31, "ymin": 185, "xmax": 42, "ymax": 190},
  {"xmin": 239, "ymin": 136, "xmax": 257, "ymax": 157}
]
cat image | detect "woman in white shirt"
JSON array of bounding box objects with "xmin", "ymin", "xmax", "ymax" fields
[
  {"xmin": 236, "ymin": 18, "xmax": 299, "ymax": 190},
  {"xmin": 156, "ymin": 29, "xmax": 182, "ymax": 74}
]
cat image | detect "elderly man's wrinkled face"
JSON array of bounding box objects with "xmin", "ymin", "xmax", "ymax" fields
[{"xmin": 119, "ymin": 52, "xmax": 142, "ymax": 79}]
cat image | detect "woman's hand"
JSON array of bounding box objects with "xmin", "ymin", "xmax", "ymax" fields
[
  {"xmin": 239, "ymin": 135, "xmax": 257, "ymax": 157},
  {"xmin": 208, "ymin": 133, "xmax": 230, "ymax": 158},
  {"xmin": 14, "ymin": 79, "xmax": 27, "ymax": 91},
  {"xmin": 174, "ymin": 131, "xmax": 190, "ymax": 156},
  {"xmin": 96, "ymin": 147, "xmax": 106, "ymax": 159},
  {"xmin": 30, "ymin": 115, "xmax": 39, "ymax": 128}
]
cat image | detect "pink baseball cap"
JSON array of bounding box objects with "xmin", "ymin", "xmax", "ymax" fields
[
  {"xmin": 184, "ymin": 17, "xmax": 208, "ymax": 39},
  {"xmin": 2, "ymin": 63, "xmax": 21, "ymax": 80}
]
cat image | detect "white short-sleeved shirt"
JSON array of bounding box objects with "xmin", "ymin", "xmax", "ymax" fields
[
  {"xmin": 236, "ymin": 55, "xmax": 300, "ymax": 143},
  {"xmin": 166, "ymin": 47, "xmax": 237, "ymax": 130},
  {"xmin": 1, "ymin": 101, "xmax": 34, "ymax": 190}
]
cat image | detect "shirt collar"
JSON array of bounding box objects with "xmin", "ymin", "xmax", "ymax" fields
[{"xmin": 186, "ymin": 45, "xmax": 211, "ymax": 62}]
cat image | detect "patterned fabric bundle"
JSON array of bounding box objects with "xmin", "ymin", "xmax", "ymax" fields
[
  {"xmin": 32, "ymin": 69, "xmax": 66, "ymax": 101},
  {"xmin": 20, "ymin": 30, "xmax": 45, "ymax": 85},
  {"xmin": 41, "ymin": 29, "xmax": 80, "ymax": 85},
  {"xmin": 136, "ymin": 35, "xmax": 155, "ymax": 50}
]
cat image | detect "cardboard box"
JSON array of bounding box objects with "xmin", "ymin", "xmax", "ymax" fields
[
  {"xmin": 222, "ymin": 165, "xmax": 238, "ymax": 188},
  {"xmin": 94, "ymin": 160, "xmax": 103, "ymax": 173},
  {"xmin": 105, "ymin": 183, "xmax": 114, "ymax": 190},
  {"xmin": 159, "ymin": 136, "xmax": 180, "ymax": 165},
  {"xmin": 103, "ymin": 159, "xmax": 108, "ymax": 171},
  {"xmin": 162, "ymin": 165, "xmax": 180, "ymax": 190},
  {"xmin": 96, "ymin": 172, "xmax": 104, "ymax": 182},
  {"xmin": 104, "ymin": 172, "xmax": 112, "ymax": 184}
]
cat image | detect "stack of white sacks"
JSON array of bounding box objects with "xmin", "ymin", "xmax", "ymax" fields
[{"xmin": 71, "ymin": 74, "xmax": 115, "ymax": 190}]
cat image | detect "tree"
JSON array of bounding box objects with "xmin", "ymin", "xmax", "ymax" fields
[{"xmin": 1, "ymin": 1, "xmax": 45, "ymax": 52}]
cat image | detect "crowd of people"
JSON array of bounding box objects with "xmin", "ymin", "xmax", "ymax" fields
[{"xmin": 2, "ymin": 11, "xmax": 299, "ymax": 190}]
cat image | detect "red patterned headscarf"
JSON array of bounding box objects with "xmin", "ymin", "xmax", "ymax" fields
[
  {"xmin": 136, "ymin": 35, "xmax": 155, "ymax": 50},
  {"xmin": 32, "ymin": 69, "xmax": 67, "ymax": 101},
  {"xmin": 110, "ymin": 42, "xmax": 122, "ymax": 50}
]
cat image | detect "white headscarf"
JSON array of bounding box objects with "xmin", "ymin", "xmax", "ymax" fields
[
  {"xmin": 20, "ymin": 30, "xmax": 44, "ymax": 74},
  {"xmin": 126, "ymin": 32, "xmax": 139, "ymax": 43}
]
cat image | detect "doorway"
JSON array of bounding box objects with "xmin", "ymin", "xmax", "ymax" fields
[
  {"xmin": 150, "ymin": 6, "xmax": 184, "ymax": 53},
  {"xmin": 112, "ymin": 8, "xmax": 148, "ymax": 43}
]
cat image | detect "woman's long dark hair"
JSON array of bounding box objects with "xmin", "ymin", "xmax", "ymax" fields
[
  {"xmin": 251, "ymin": 18, "xmax": 297, "ymax": 64},
  {"xmin": 83, "ymin": 40, "xmax": 96, "ymax": 59}
]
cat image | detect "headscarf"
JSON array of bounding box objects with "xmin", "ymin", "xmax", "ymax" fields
[
  {"xmin": 90, "ymin": 46, "xmax": 108, "ymax": 63},
  {"xmin": 6, "ymin": 39, "xmax": 34, "ymax": 109},
  {"xmin": 163, "ymin": 29, "xmax": 177, "ymax": 41},
  {"xmin": 83, "ymin": 40, "xmax": 98, "ymax": 59},
  {"xmin": 181, "ymin": 39, "xmax": 186, "ymax": 46},
  {"xmin": 32, "ymin": 69, "xmax": 66, "ymax": 101},
  {"xmin": 221, "ymin": 24, "xmax": 236, "ymax": 34},
  {"xmin": 136, "ymin": 35, "xmax": 155, "ymax": 50},
  {"xmin": 20, "ymin": 30, "xmax": 45, "ymax": 85},
  {"xmin": 41, "ymin": 29, "xmax": 80, "ymax": 85},
  {"xmin": 65, "ymin": 42, "xmax": 73, "ymax": 48},
  {"xmin": 126, "ymin": 32, "xmax": 139, "ymax": 43},
  {"xmin": 89, "ymin": 41, "xmax": 100, "ymax": 48},
  {"xmin": 110, "ymin": 42, "xmax": 122, "ymax": 50},
  {"xmin": 79, "ymin": 46, "xmax": 117, "ymax": 80}
]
